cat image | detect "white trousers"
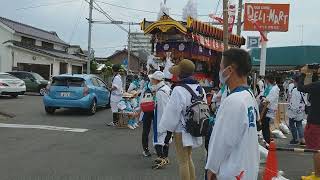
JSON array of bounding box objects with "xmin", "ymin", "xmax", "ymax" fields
[{"xmin": 111, "ymin": 102, "xmax": 119, "ymax": 113}]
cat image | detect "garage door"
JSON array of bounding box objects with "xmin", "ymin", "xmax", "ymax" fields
[
  {"xmin": 17, "ymin": 63, "xmax": 50, "ymax": 80},
  {"xmin": 72, "ymin": 65, "xmax": 83, "ymax": 74}
]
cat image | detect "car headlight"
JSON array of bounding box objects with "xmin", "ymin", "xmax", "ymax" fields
[{"xmin": 20, "ymin": 82, "xmax": 25, "ymax": 86}]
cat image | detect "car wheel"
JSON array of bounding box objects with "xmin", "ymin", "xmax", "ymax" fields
[
  {"xmin": 88, "ymin": 99, "xmax": 97, "ymax": 115},
  {"xmin": 39, "ymin": 87, "xmax": 47, "ymax": 96},
  {"xmin": 11, "ymin": 94, "xmax": 18, "ymax": 98},
  {"xmin": 45, "ymin": 107, "xmax": 56, "ymax": 114}
]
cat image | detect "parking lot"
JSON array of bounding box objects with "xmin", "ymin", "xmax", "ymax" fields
[{"xmin": 0, "ymin": 95, "xmax": 314, "ymax": 180}]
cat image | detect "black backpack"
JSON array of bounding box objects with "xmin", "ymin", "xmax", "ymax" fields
[{"xmin": 178, "ymin": 84, "xmax": 210, "ymax": 137}]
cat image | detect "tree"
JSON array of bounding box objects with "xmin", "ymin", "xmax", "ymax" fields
[{"xmin": 90, "ymin": 60, "xmax": 98, "ymax": 74}]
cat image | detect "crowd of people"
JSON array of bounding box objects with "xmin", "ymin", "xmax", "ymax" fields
[{"xmin": 107, "ymin": 48, "xmax": 320, "ymax": 180}]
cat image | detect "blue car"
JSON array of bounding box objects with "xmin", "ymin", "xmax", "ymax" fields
[{"xmin": 43, "ymin": 74, "xmax": 110, "ymax": 115}]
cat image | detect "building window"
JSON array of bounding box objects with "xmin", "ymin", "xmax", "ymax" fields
[
  {"xmin": 60, "ymin": 62, "xmax": 68, "ymax": 74},
  {"xmin": 21, "ymin": 36, "xmax": 35, "ymax": 46},
  {"xmin": 42, "ymin": 41, "xmax": 54, "ymax": 50}
]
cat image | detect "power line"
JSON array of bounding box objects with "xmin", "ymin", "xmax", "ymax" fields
[
  {"xmin": 90, "ymin": 0, "xmax": 129, "ymax": 33},
  {"xmin": 95, "ymin": 0, "xmax": 210, "ymax": 17},
  {"xmin": 214, "ymin": 0, "xmax": 222, "ymax": 18},
  {"xmin": 85, "ymin": 1, "xmax": 146, "ymax": 47},
  {"xmin": 16, "ymin": 0, "xmax": 78, "ymax": 10},
  {"xmin": 69, "ymin": 0, "xmax": 86, "ymax": 43},
  {"xmin": 84, "ymin": 0, "xmax": 157, "ymax": 56},
  {"xmin": 93, "ymin": 45, "xmax": 126, "ymax": 49},
  {"xmin": 96, "ymin": 1, "xmax": 160, "ymax": 15}
]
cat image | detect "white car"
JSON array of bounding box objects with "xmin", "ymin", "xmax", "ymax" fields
[{"xmin": 0, "ymin": 72, "xmax": 26, "ymax": 98}]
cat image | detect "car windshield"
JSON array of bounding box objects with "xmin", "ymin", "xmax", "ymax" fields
[
  {"xmin": 0, "ymin": 74, "xmax": 17, "ymax": 79},
  {"xmin": 51, "ymin": 77, "xmax": 85, "ymax": 87},
  {"xmin": 32, "ymin": 73, "xmax": 45, "ymax": 80}
]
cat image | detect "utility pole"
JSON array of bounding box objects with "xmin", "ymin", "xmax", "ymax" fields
[
  {"xmin": 236, "ymin": 0, "xmax": 243, "ymax": 36},
  {"xmin": 300, "ymin": 24, "xmax": 304, "ymax": 45},
  {"xmin": 259, "ymin": 32, "xmax": 268, "ymax": 76},
  {"xmin": 223, "ymin": 0, "xmax": 229, "ymax": 50},
  {"xmin": 127, "ymin": 23, "xmax": 131, "ymax": 74},
  {"xmin": 87, "ymin": 0, "xmax": 93, "ymax": 74}
]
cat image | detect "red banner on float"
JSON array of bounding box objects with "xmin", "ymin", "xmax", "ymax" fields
[{"xmin": 192, "ymin": 33, "xmax": 224, "ymax": 52}]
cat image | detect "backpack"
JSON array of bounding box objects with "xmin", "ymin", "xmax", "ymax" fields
[
  {"xmin": 140, "ymin": 84, "xmax": 155, "ymax": 112},
  {"xmin": 178, "ymin": 84, "xmax": 211, "ymax": 137}
]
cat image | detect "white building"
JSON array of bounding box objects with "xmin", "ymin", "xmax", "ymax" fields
[
  {"xmin": 129, "ymin": 32, "xmax": 152, "ymax": 54},
  {"xmin": 0, "ymin": 16, "xmax": 87, "ymax": 79}
]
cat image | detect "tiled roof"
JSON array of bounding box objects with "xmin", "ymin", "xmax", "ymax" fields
[
  {"xmin": 6, "ymin": 41, "xmax": 85, "ymax": 62},
  {"xmin": 0, "ymin": 16, "xmax": 67, "ymax": 45},
  {"xmin": 107, "ymin": 49, "xmax": 145, "ymax": 62}
]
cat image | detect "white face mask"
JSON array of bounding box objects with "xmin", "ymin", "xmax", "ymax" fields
[{"xmin": 219, "ymin": 67, "xmax": 231, "ymax": 84}]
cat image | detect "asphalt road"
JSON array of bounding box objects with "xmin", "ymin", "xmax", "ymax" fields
[{"xmin": 0, "ymin": 95, "xmax": 314, "ymax": 180}]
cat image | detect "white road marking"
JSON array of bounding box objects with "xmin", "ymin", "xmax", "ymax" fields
[{"xmin": 0, "ymin": 123, "xmax": 88, "ymax": 133}]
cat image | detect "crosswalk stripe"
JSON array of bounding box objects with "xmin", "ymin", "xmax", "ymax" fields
[{"xmin": 0, "ymin": 123, "xmax": 88, "ymax": 132}]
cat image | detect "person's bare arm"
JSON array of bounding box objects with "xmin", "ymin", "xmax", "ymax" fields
[{"xmin": 207, "ymin": 170, "xmax": 217, "ymax": 180}]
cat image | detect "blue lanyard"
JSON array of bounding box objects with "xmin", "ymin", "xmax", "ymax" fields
[
  {"xmin": 228, "ymin": 86, "xmax": 250, "ymax": 96},
  {"xmin": 228, "ymin": 86, "xmax": 255, "ymax": 99}
]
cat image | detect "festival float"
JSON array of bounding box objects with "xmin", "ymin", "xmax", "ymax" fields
[{"xmin": 140, "ymin": 14, "xmax": 246, "ymax": 89}]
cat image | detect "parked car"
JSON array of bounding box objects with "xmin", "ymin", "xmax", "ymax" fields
[
  {"xmin": 43, "ymin": 74, "xmax": 110, "ymax": 115},
  {"xmin": 7, "ymin": 71, "xmax": 48, "ymax": 95},
  {"xmin": 0, "ymin": 72, "xmax": 26, "ymax": 98}
]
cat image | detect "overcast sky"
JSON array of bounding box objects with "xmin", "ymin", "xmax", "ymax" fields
[{"xmin": 0, "ymin": 0, "xmax": 319, "ymax": 57}]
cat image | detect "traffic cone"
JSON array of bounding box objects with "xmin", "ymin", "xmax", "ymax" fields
[{"xmin": 263, "ymin": 141, "xmax": 278, "ymax": 180}]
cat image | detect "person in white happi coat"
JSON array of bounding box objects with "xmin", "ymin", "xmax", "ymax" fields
[
  {"xmin": 287, "ymin": 75, "xmax": 307, "ymax": 145},
  {"xmin": 287, "ymin": 79, "xmax": 295, "ymax": 101},
  {"xmin": 256, "ymin": 76, "xmax": 265, "ymax": 103},
  {"xmin": 108, "ymin": 64, "xmax": 123, "ymax": 126},
  {"xmin": 148, "ymin": 71, "xmax": 172, "ymax": 169},
  {"xmin": 206, "ymin": 48, "xmax": 260, "ymax": 180},
  {"xmin": 127, "ymin": 75, "xmax": 141, "ymax": 93},
  {"xmin": 211, "ymin": 83, "xmax": 229, "ymax": 110},
  {"xmin": 261, "ymin": 75, "xmax": 280, "ymax": 144},
  {"xmin": 160, "ymin": 59, "xmax": 205, "ymax": 180}
]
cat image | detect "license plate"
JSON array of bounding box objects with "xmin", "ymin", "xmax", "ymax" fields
[{"xmin": 60, "ymin": 92, "xmax": 71, "ymax": 97}]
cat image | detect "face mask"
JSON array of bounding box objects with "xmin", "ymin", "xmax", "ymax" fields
[{"xmin": 219, "ymin": 67, "xmax": 231, "ymax": 84}]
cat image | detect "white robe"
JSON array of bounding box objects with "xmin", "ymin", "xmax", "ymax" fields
[
  {"xmin": 256, "ymin": 80, "xmax": 265, "ymax": 100},
  {"xmin": 287, "ymin": 83, "xmax": 295, "ymax": 100},
  {"xmin": 153, "ymin": 82, "xmax": 171, "ymax": 146},
  {"xmin": 110, "ymin": 74, "xmax": 123, "ymax": 102},
  {"xmin": 265, "ymin": 85, "xmax": 280, "ymax": 120},
  {"xmin": 159, "ymin": 84, "xmax": 205, "ymax": 148},
  {"xmin": 287, "ymin": 87, "xmax": 307, "ymax": 121},
  {"xmin": 206, "ymin": 89, "xmax": 260, "ymax": 180},
  {"xmin": 110, "ymin": 74, "xmax": 123, "ymax": 112}
]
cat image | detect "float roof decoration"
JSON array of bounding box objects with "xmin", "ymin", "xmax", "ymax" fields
[
  {"xmin": 141, "ymin": 15, "xmax": 188, "ymax": 35},
  {"xmin": 141, "ymin": 15, "xmax": 246, "ymax": 46}
]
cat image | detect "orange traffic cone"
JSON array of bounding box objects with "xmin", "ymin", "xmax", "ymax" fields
[{"xmin": 263, "ymin": 141, "xmax": 278, "ymax": 180}]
